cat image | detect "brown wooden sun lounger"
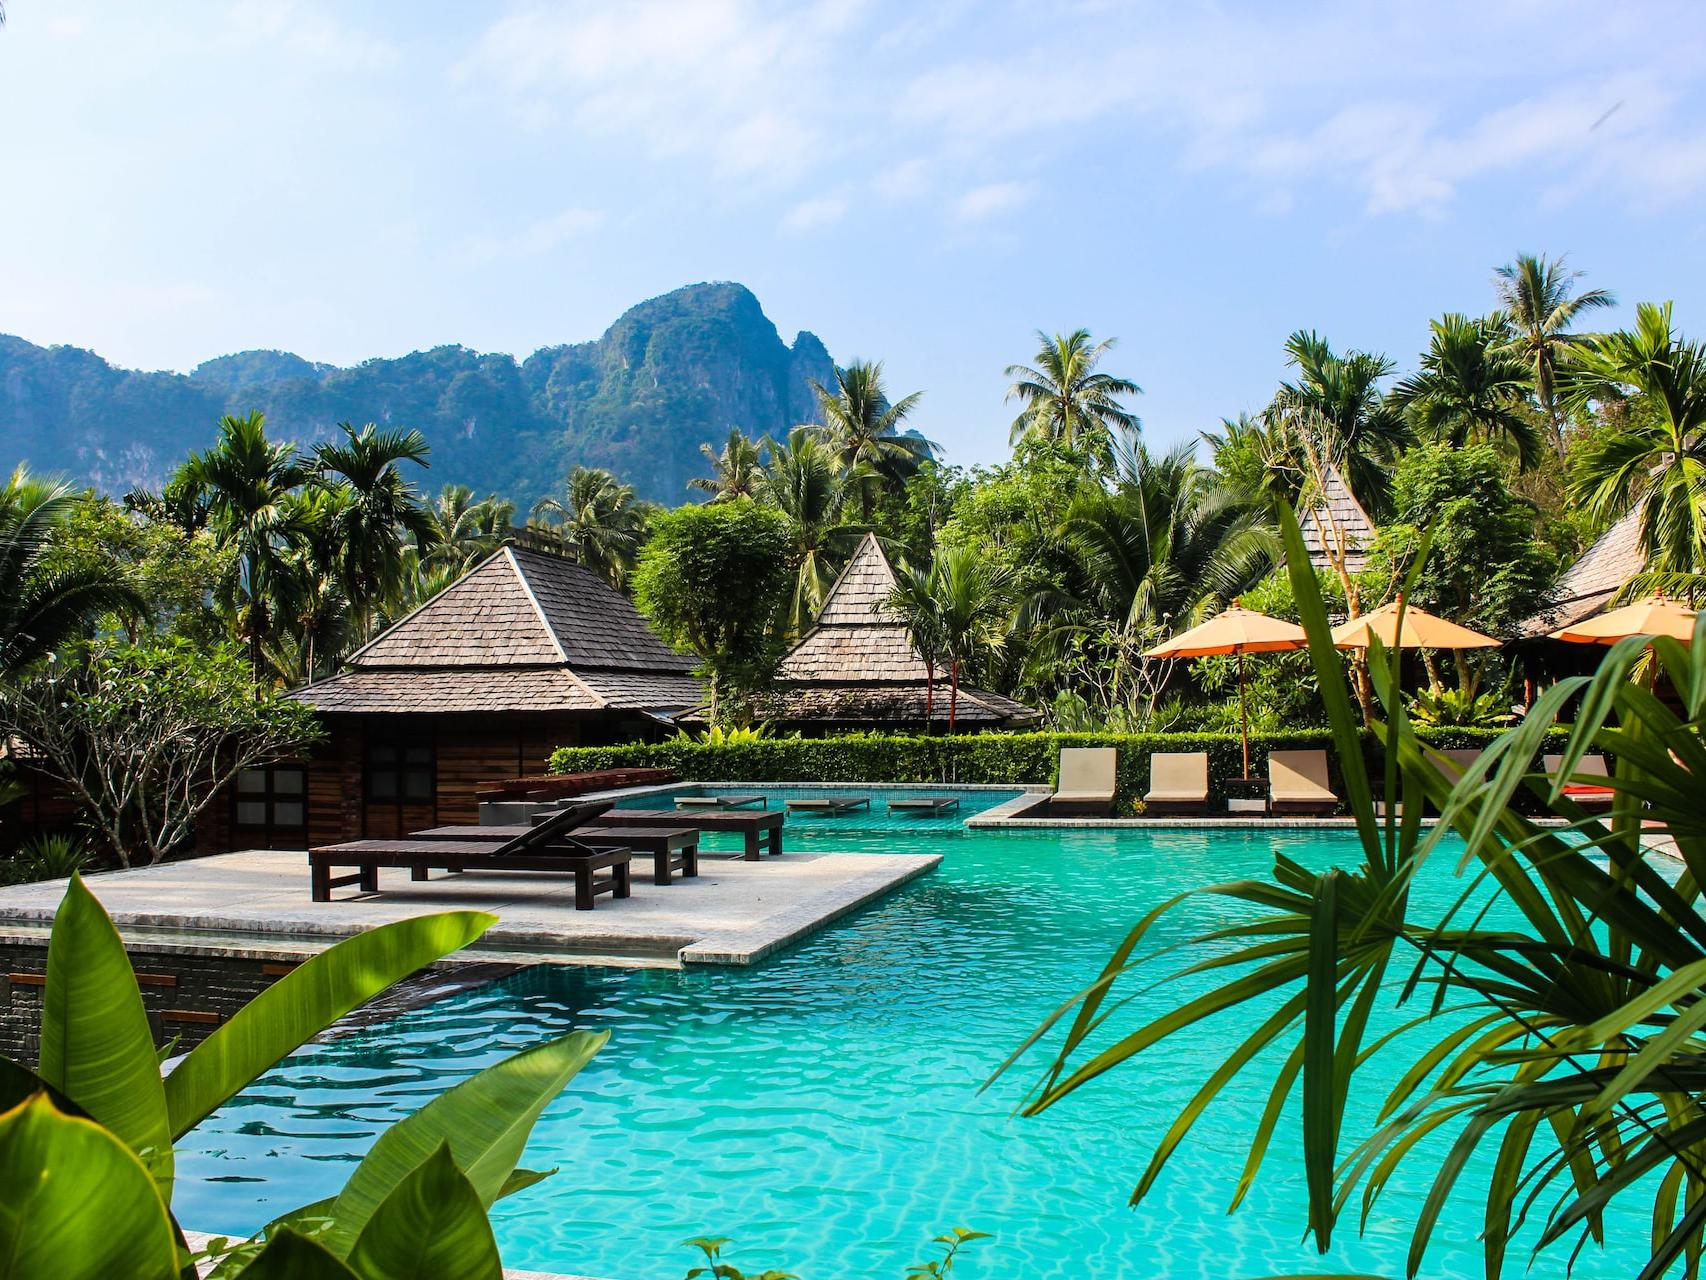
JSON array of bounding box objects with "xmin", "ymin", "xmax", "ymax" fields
[
  {"xmin": 1051, "ymin": 747, "xmax": 1117, "ymax": 815},
  {"xmin": 588, "ymin": 807, "xmax": 783, "ymax": 860},
  {"xmin": 413, "ymin": 824, "xmax": 699, "ymax": 883},
  {"xmin": 307, "ymin": 837, "xmax": 632, "ymax": 909},
  {"xmin": 1268, "ymin": 749, "xmax": 1339, "ymax": 816},
  {"xmin": 674, "ymin": 793, "xmax": 768, "ymax": 810},
  {"xmin": 1543, "ymin": 753, "xmax": 1617, "ymax": 809},
  {"xmin": 888, "ymin": 796, "xmax": 960, "ymax": 814},
  {"xmin": 785, "ymin": 796, "xmax": 872, "ymax": 815},
  {"xmin": 1143, "ymin": 752, "xmax": 1210, "ymax": 815}
]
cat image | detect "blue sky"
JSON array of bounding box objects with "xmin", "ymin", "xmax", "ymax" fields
[{"xmin": 3, "ymin": 0, "xmax": 1704, "ymax": 468}]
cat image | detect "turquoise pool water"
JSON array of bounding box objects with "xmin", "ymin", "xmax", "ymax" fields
[{"xmin": 174, "ymin": 809, "xmax": 1649, "ymax": 1279}]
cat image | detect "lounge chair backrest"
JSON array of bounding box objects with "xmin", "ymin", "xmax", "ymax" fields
[
  {"xmin": 497, "ymin": 798, "xmax": 615, "ymax": 854},
  {"xmin": 1544, "ymin": 753, "xmax": 1609, "ymax": 780},
  {"xmin": 1149, "ymin": 752, "xmax": 1209, "ymax": 793},
  {"xmin": 1269, "ymin": 749, "xmax": 1333, "ymax": 797},
  {"xmin": 1059, "ymin": 747, "xmax": 1117, "ymax": 795},
  {"xmin": 1430, "ymin": 747, "xmax": 1482, "ymax": 779}
]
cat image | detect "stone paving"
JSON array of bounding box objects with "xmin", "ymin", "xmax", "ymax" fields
[{"xmin": 0, "ymin": 847, "xmax": 941, "ymax": 967}]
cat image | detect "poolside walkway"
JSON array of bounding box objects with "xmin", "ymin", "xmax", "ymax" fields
[{"xmin": 0, "ymin": 848, "xmax": 940, "ymax": 967}]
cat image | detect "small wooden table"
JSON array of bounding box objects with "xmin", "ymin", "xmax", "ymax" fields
[
  {"xmin": 596, "ymin": 808, "xmax": 783, "ymax": 860},
  {"xmin": 413, "ymin": 825, "xmax": 698, "ymax": 883}
]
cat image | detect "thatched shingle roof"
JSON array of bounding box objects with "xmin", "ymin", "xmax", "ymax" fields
[
  {"xmin": 294, "ymin": 546, "xmax": 702, "ymax": 716},
  {"xmin": 1511, "ymin": 508, "xmax": 1647, "ymax": 639},
  {"xmin": 1300, "ymin": 466, "xmax": 1376, "ymax": 573},
  {"xmin": 768, "ymin": 533, "xmax": 1038, "ymax": 727}
]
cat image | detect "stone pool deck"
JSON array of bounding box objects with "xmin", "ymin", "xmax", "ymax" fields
[{"xmin": 0, "ymin": 847, "xmax": 940, "ymax": 968}]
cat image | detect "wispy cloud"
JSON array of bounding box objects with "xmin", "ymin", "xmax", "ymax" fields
[
  {"xmin": 225, "ymin": 0, "xmax": 398, "ymax": 72},
  {"xmin": 781, "ymin": 195, "xmax": 848, "ymax": 234},
  {"xmin": 953, "ymin": 181, "xmax": 1034, "ymax": 223},
  {"xmin": 463, "ymin": 208, "xmax": 605, "ymax": 265}
]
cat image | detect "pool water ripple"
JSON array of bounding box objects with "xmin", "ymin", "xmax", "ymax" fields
[{"xmin": 175, "ymin": 815, "xmax": 1650, "ymax": 1279}]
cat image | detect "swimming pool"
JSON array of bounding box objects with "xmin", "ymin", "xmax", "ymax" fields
[{"xmin": 173, "ymin": 815, "xmax": 1647, "ymax": 1279}]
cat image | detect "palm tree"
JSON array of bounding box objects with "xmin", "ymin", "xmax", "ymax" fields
[
  {"xmin": 1388, "ymin": 313, "xmax": 1544, "ymax": 469},
  {"xmin": 811, "ymin": 361, "xmax": 931, "ymax": 519},
  {"xmin": 426, "ymin": 484, "xmax": 514, "ymax": 572},
  {"xmin": 0, "ymin": 467, "xmax": 143, "ymax": 681},
  {"xmin": 1564, "ymin": 301, "xmax": 1706, "ymax": 583},
  {"xmin": 883, "ymin": 557, "xmax": 948, "ymax": 729},
  {"xmin": 531, "ymin": 466, "xmax": 649, "ymax": 589},
  {"xmin": 927, "ymin": 544, "xmax": 1015, "ymax": 733},
  {"xmin": 1267, "ymin": 330, "xmax": 1411, "ymax": 521},
  {"xmin": 689, "ymin": 428, "xmax": 766, "ymax": 502},
  {"xmin": 270, "ymin": 484, "xmax": 355, "ymax": 684},
  {"xmin": 1005, "ymin": 329, "xmax": 1141, "ymax": 464},
  {"xmin": 174, "ymin": 412, "xmax": 311, "ymax": 679},
  {"xmin": 1495, "ymin": 252, "xmax": 1616, "ymax": 455},
  {"xmin": 1057, "ymin": 441, "xmax": 1277, "ymax": 660},
  {"xmin": 758, "ymin": 427, "xmax": 866, "ymax": 634},
  {"xmin": 311, "ymin": 422, "xmax": 435, "ymax": 642}
]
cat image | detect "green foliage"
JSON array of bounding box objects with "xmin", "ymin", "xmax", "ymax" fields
[
  {"xmin": 997, "ymin": 504, "xmax": 1706, "ymax": 1280},
  {"xmin": 1004, "ymin": 328, "xmax": 1141, "ymax": 464},
  {"xmin": 905, "ymin": 1226, "xmax": 991, "ymax": 1278},
  {"xmin": 0, "ymin": 637, "xmax": 322, "ymax": 865},
  {"xmin": 0, "ymin": 878, "xmax": 604, "ymax": 1280},
  {"xmin": 0, "ymin": 832, "xmax": 92, "ymax": 885},
  {"xmin": 634, "ymin": 500, "xmax": 796, "ymax": 723},
  {"xmin": 681, "ymin": 1236, "xmax": 797, "ymax": 1280},
  {"xmin": 530, "ymin": 465, "xmax": 650, "ymax": 589},
  {"xmin": 1387, "ymin": 313, "xmax": 1542, "ymax": 469},
  {"xmin": 1406, "ymin": 683, "xmax": 1514, "ymax": 728},
  {"xmin": 1365, "ymin": 443, "xmax": 1555, "ymax": 638}
]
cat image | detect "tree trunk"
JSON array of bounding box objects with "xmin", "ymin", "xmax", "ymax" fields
[
  {"xmin": 924, "ymin": 658, "xmax": 935, "ymax": 734},
  {"xmin": 949, "ymin": 659, "xmax": 960, "ymax": 734}
]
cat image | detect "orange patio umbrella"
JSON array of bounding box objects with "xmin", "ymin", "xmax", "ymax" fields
[
  {"xmin": 1331, "ymin": 596, "xmax": 1500, "ymax": 651},
  {"xmin": 1550, "ymin": 593, "xmax": 1698, "ymax": 645},
  {"xmin": 1144, "ymin": 602, "xmax": 1308, "ymax": 780}
]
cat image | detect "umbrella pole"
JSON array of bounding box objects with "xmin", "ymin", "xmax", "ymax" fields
[{"xmin": 1238, "ymin": 647, "xmax": 1250, "ymax": 779}]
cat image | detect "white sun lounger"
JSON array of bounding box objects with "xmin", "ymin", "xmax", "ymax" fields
[
  {"xmin": 1142, "ymin": 752, "xmax": 1210, "ymax": 815},
  {"xmin": 1051, "ymin": 747, "xmax": 1117, "ymax": 815},
  {"xmin": 1268, "ymin": 750, "xmax": 1338, "ymax": 815}
]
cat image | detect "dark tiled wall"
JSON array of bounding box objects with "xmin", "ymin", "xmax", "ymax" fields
[{"xmin": 0, "ymin": 941, "xmax": 301, "ymax": 1066}]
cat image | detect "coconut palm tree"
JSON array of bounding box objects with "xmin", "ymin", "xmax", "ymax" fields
[
  {"xmin": 758, "ymin": 427, "xmax": 866, "ymax": 634},
  {"xmin": 0, "ymin": 467, "xmax": 143, "ymax": 681},
  {"xmin": 1267, "ymin": 330, "xmax": 1411, "ymax": 521},
  {"xmin": 1005, "ymin": 329, "xmax": 1141, "ymax": 464},
  {"xmin": 1495, "ymin": 252, "xmax": 1616, "ymax": 455},
  {"xmin": 689, "ymin": 428, "xmax": 766, "ymax": 502},
  {"xmin": 1388, "ymin": 313, "xmax": 1545, "ymax": 469},
  {"xmin": 311, "ymin": 422, "xmax": 435, "ymax": 642},
  {"xmin": 531, "ymin": 466, "xmax": 649, "ymax": 589},
  {"xmin": 927, "ymin": 544, "xmax": 1015, "ymax": 733},
  {"xmin": 174, "ymin": 412, "xmax": 311, "ymax": 679},
  {"xmin": 425, "ymin": 484, "xmax": 514, "ymax": 572},
  {"xmin": 883, "ymin": 557, "xmax": 948, "ymax": 729},
  {"xmin": 1564, "ymin": 300, "xmax": 1706, "ymax": 582},
  {"xmin": 811, "ymin": 361, "xmax": 931, "ymax": 519},
  {"xmin": 1058, "ymin": 440, "xmax": 1278, "ymax": 653},
  {"xmin": 268, "ymin": 484, "xmax": 355, "ymax": 684}
]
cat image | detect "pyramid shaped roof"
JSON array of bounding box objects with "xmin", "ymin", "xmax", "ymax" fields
[{"xmin": 293, "ymin": 546, "xmax": 701, "ymax": 716}]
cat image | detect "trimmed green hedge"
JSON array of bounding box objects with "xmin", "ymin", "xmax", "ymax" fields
[{"xmin": 549, "ymin": 728, "xmax": 1560, "ymax": 815}]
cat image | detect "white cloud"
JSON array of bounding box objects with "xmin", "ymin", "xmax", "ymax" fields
[
  {"xmin": 953, "ymin": 181, "xmax": 1034, "ymax": 223},
  {"xmin": 225, "ymin": 0, "xmax": 398, "ymax": 72},
  {"xmin": 781, "ymin": 195, "xmax": 848, "ymax": 234},
  {"xmin": 873, "ymin": 157, "xmax": 930, "ymax": 202},
  {"xmin": 463, "ymin": 208, "xmax": 605, "ymax": 265}
]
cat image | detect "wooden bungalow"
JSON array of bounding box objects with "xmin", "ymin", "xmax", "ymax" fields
[
  {"xmin": 1300, "ymin": 465, "xmax": 1378, "ymax": 574},
  {"xmin": 758, "ymin": 533, "xmax": 1038, "ymax": 734},
  {"xmin": 1511, "ymin": 508, "xmax": 1647, "ymax": 642},
  {"xmin": 201, "ymin": 545, "xmax": 703, "ymax": 851}
]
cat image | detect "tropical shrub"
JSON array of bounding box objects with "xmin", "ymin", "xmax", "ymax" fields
[
  {"xmin": 0, "ymin": 876, "xmax": 603, "ymax": 1279},
  {"xmin": 999, "ymin": 504, "xmax": 1706, "ymax": 1279},
  {"xmin": 1, "ymin": 832, "xmax": 92, "ymax": 885}
]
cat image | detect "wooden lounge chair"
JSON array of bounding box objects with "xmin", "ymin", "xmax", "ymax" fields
[
  {"xmin": 674, "ymin": 793, "xmax": 768, "ymax": 810},
  {"xmin": 1543, "ymin": 753, "xmax": 1617, "ymax": 809},
  {"xmin": 1268, "ymin": 750, "xmax": 1339, "ymax": 816},
  {"xmin": 590, "ymin": 807, "xmax": 783, "ymax": 860},
  {"xmin": 1050, "ymin": 747, "xmax": 1117, "ymax": 815},
  {"xmin": 888, "ymin": 796, "xmax": 960, "ymax": 814},
  {"xmin": 1142, "ymin": 752, "xmax": 1210, "ymax": 816},
  {"xmin": 413, "ymin": 823, "xmax": 699, "ymax": 884},
  {"xmin": 308, "ymin": 836, "xmax": 632, "ymax": 909},
  {"xmin": 785, "ymin": 796, "xmax": 872, "ymax": 815}
]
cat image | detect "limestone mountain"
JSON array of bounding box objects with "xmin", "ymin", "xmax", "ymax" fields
[{"xmin": 0, "ymin": 282, "xmax": 837, "ymax": 504}]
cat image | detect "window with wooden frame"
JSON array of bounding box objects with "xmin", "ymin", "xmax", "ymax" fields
[
  {"xmin": 234, "ymin": 764, "xmax": 307, "ymax": 829},
  {"xmin": 365, "ymin": 741, "xmax": 435, "ymax": 803}
]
